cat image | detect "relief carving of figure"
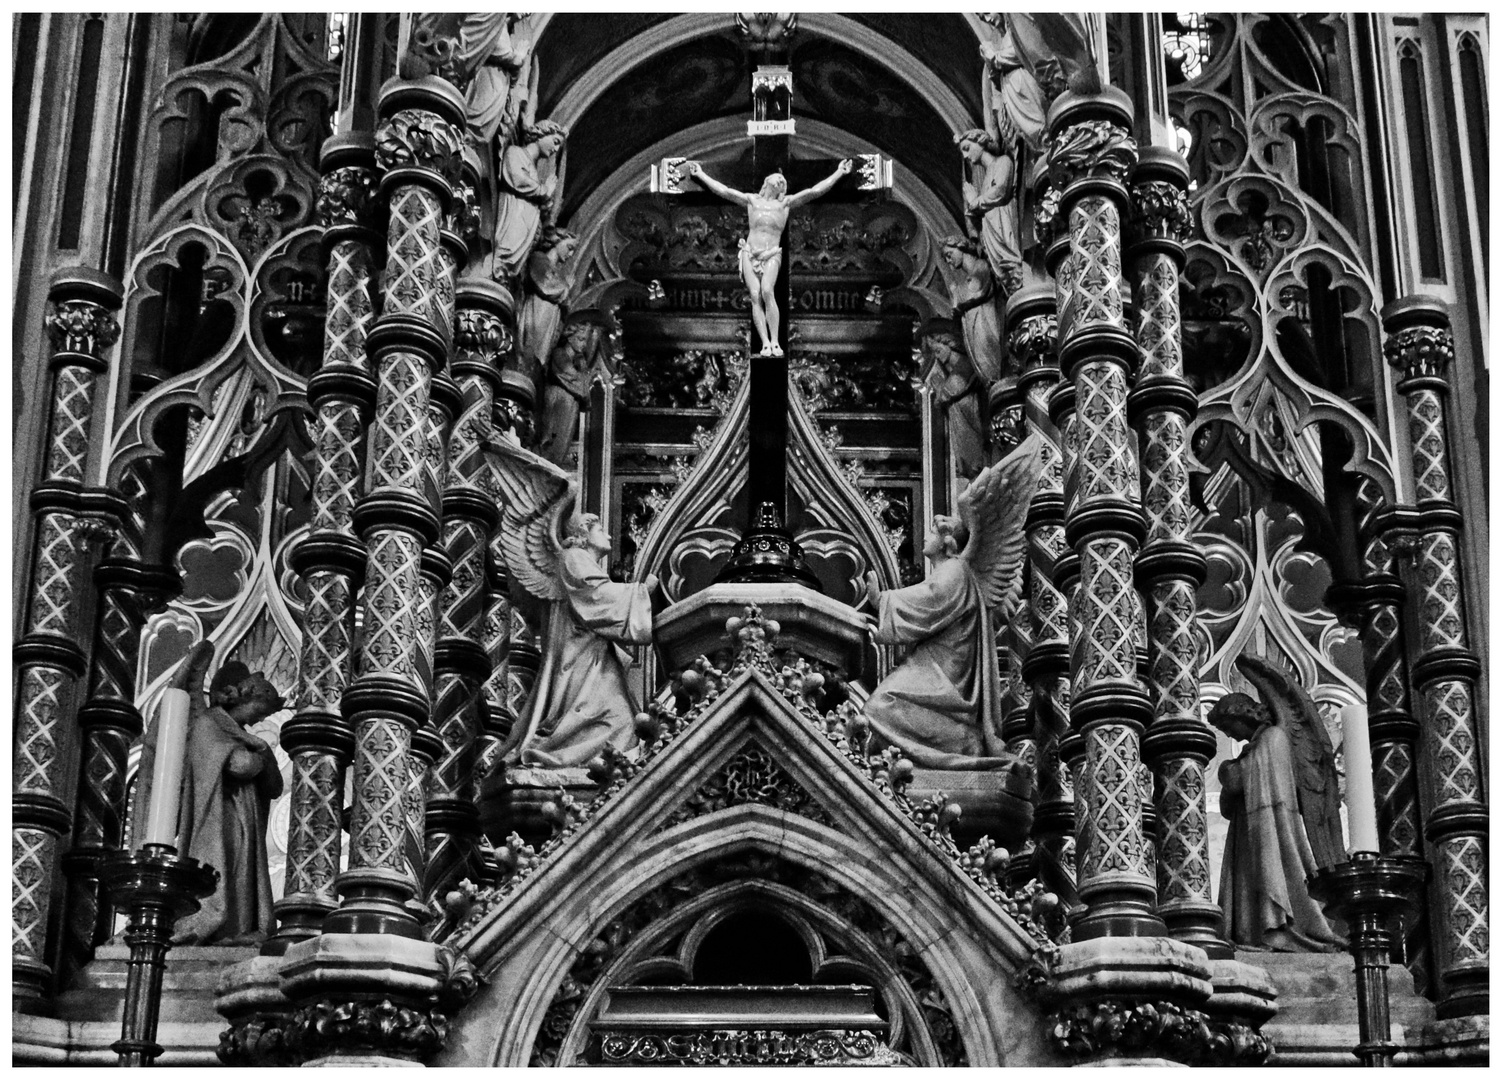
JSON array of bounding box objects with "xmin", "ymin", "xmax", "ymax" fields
[
  {"xmin": 955, "ymin": 128, "xmax": 1022, "ymax": 298},
  {"xmin": 133, "ymin": 642, "xmax": 285, "ymax": 944},
  {"xmin": 861, "ymin": 433, "xmax": 1043, "ymax": 768},
  {"xmin": 1208, "ymin": 655, "xmax": 1346, "ymax": 952},
  {"xmin": 485, "ymin": 440, "xmax": 657, "ymax": 769},
  {"xmin": 940, "ymin": 236, "xmax": 1004, "ymax": 384},
  {"xmin": 534, "ymin": 318, "xmax": 608, "ymax": 466},
  {"xmin": 919, "ymin": 321, "xmax": 987, "ymax": 482},
  {"xmin": 682, "ymin": 158, "xmax": 853, "ymax": 356},
  {"xmin": 492, "ymin": 114, "xmax": 566, "ymax": 285},
  {"xmin": 517, "ymin": 226, "xmax": 580, "ymax": 377}
]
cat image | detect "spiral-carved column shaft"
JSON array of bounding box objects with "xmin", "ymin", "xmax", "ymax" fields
[
  {"xmin": 1125, "ymin": 148, "xmax": 1225, "ymax": 956},
  {"xmin": 1381, "ymin": 297, "xmax": 1488, "ymax": 1019},
  {"xmin": 58, "ymin": 553, "xmax": 175, "ymax": 984},
  {"xmin": 13, "ymin": 268, "xmax": 123, "ymax": 998},
  {"xmin": 329, "ymin": 78, "xmax": 464, "ymax": 939},
  {"xmin": 269, "ymin": 135, "xmax": 381, "ymax": 954},
  {"xmin": 429, "ymin": 279, "xmax": 510, "ymax": 900},
  {"xmin": 1044, "ymin": 89, "xmax": 1161, "ymax": 941}
]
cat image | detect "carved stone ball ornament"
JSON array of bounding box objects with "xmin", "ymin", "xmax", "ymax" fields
[{"xmin": 1046, "ymin": 999, "xmax": 1272, "ymax": 1066}]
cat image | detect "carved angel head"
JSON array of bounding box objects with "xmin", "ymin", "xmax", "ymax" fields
[
  {"xmin": 955, "ymin": 128, "xmax": 1002, "ymax": 163},
  {"xmin": 210, "ymin": 661, "xmax": 285, "ymax": 726},
  {"xmin": 1207, "ymin": 692, "xmax": 1268, "ymax": 742},
  {"xmin": 563, "ymin": 512, "xmax": 610, "ymax": 555}
]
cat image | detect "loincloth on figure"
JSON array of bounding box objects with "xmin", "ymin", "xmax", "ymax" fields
[{"xmin": 738, "ymin": 238, "xmax": 780, "ymax": 281}]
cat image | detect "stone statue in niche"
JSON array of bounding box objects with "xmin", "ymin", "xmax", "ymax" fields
[
  {"xmin": 517, "ymin": 225, "xmax": 580, "ymax": 377},
  {"xmin": 955, "ymin": 128, "xmax": 1022, "ymax": 298},
  {"xmin": 682, "ymin": 158, "xmax": 853, "ymax": 357},
  {"xmin": 484, "ymin": 439, "xmax": 657, "ymax": 768},
  {"xmin": 940, "ymin": 237, "xmax": 1004, "ymax": 384},
  {"xmin": 492, "ymin": 109, "xmax": 566, "ymax": 286},
  {"xmin": 1208, "ymin": 654, "xmax": 1346, "ymax": 952},
  {"xmin": 918, "ymin": 321, "xmax": 987, "ymax": 481},
  {"xmin": 134, "ymin": 641, "xmax": 285, "ymax": 945},
  {"xmin": 861, "ymin": 434, "xmax": 1042, "ymax": 768},
  {"xmin": 534, "ymin": 317, "xmax": 610, "ymax": 466}
]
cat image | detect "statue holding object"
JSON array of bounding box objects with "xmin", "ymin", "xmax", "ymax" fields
[
  {"xmin": 534, "ymin": 317, "xmax": 611, "ymax": 467},
  {"xmin": 1208, "ymin": 655, "xmax": 1346, "ymax": 952},
  {"xmin": 861, "ymin": 433, "xmax": 1043, "ymax": 768},
  {"xmin": 683, "ymin": 158, "xmax": 854, "ymax": 357},
  {"xmin": 132, "ymin": 641, "xmax": 285, "ymax": 945},
  {"xmin": 517, "ymin": 225, "xmax": 580, "ymax": 379},
  {"xmin": 955, "ymin": 128, "xmax": 1022, "ymax": 299},
  {"xmin": 492, "ymin": 86, "xmax": 566, "ymax": 286},
  {"xmin": 484, "ymin": 439, "xmax": 657, "ymax": 769}
]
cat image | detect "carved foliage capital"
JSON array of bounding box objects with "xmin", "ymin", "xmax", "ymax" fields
[
  {"xmin": 317, "ymin": 165, "xmax": 377, "ymax": 228},
  {"xmin": 283, "ymin": 998, "xmax": 449, "ymax": 1063},
  {"xmin": 375, "ymin": 109, "xmax": 463, "ymax": 182},
  {"xmin": 449, "ymin": 181, "xmax": 482, "ymax": 245},
  {"xmin": 1384, "ymin": 324, "xmax": 1454, "ymax": 384},
  {"xmin": 454, "ymin": 307, "xmax": 512, "ymax": 365},
  {"xmin": 1129, "ymin": 179, "xmax": 1193, "ymax": 243},
  {"xmin": 1046, "ymin": 1000, "xmax": 1272, "ymax": 1066},
  {"xmin": 1047, "ymin": 121, "xmax": 1137, "ymax": 191},
  {"xmin": 1010, "ymin": 313, "xmax": 1060, "ymax": 375},
  {"xmin": 45, "ymin": 299, "xmax": 120, "ymax": 357}
]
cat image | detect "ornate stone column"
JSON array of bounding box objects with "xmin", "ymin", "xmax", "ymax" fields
[
  {"xmin": 58, "ymin": 548, "xmax": 175, "ymax": 984},
  {"xmin": 1044, "ymin": 88, "xmax": 1161, "ymax": 940},
  {"xmin": 269, "ymin": 133, "xmax": 380, "ymax": 953},
  {"xmin": 1381, "ymin": 297, "xmax": 1488, "ymax": 1019},
  {"xmin": 1125, "ymin": 147, "xmax": 1225, "ymax": 956},
  {"xmin": 13, "ymin": 268, "xmax": 122, "ymax": 998},
  {"xmin": 428, "ymin": 278, "xmax": 510, "ymax": 899},
  {"xmin": 327, "ymin": 76, "xmax": 463, "ymax": 940},
  {"xmin": 1005, "ymin": 288, "xmax": 1075, "ymax": 891}
]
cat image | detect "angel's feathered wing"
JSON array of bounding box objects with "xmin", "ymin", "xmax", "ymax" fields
[
  {"xmin": 482, "ymin": 438, "xmax": 575, "ymax": 604},
  {"xmin": 1236, "ymin": 655, "xmax": 1345, "ymax": 869},
  {"xmin": 171, "ymin": 640, "xmax": 216, "ymax": 712},
  {"xmin": 959, "ymin": 432, "xmax": 1045, "ymax": 617}
]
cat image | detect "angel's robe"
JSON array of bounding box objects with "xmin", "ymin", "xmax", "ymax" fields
[
  {"xmin": 865, "ymin": 557, "xmax": 1010, "ymax": 769},
  {"xmin": 1218, "ymin": 723, "xmax": 1343, "ymax": 951},
  {"xmin": 492, "ymin": 145, "xmax": 549, "ymax": 284},
  {"xmin": 136, "ymin": 705, "xmax": 281, "ymax": 944},
  {"xmin": 512, "ymin": 547, "xmax": 654, "ymax": 768}
]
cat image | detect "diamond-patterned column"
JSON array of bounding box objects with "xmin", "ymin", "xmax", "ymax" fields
[
  {"xmin": 1381, "ymin": 297, "xmax": 1488, "ymax": 1019},
  {"xmin": 1044, "ymin": 89, "xmax": 1162, "ymax": 940},
  {"xmin": 271, "ymin": 133, "xmax": 381, "ymax": 953},
  {"xmin": 13, "ymin": 268, "xmax": 122, "ymax": 998},
  {"xmin": 428, "ymin": 279, "xmax": 510, "ymax": 902},
  {"xmin": 58, "ymin": 551, "xmax": 175, "ymax": 985},
  {"xmin": 328, "ymin": 77, "xmax": 463, "ymax": 939},
  {"xmin": 1005, "ymin": 287, "xmax": 1076, "ymax": 892},
  {"xmin": 1125, "ymin": 147, "xmax": 1225, "ymax": 957}
]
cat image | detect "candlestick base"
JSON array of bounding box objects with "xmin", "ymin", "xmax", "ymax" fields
[
  {"xmin": 1308, "ymin": 852, "xmax": 1428, "ymax": 1068},
  {"xmin": 98, "ymin": 845, "xmax": 220, "ymax": 1067},
  {"xmin": 715, "ymin": 501, "xmax": 823, "ymax": 590}
]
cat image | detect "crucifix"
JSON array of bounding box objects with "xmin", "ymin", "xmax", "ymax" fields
[{"xmin": 650, "ymin": 57, "xmax": 893, "ymax": 587}]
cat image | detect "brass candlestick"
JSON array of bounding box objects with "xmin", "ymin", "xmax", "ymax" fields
[
  {"xmin": 1308, "ymin": 852, "xmax": 1428, "ymax": 1068},
  {"xmin": 98, "ymin": 844, "xmax": 219, "ymax": 1066}
]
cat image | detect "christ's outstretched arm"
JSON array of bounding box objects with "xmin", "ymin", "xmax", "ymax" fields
[
  {"xmin": 684, "ymin": 161, "xmax": 750, "ymax": 205},
  {"xmin": 786, "ymin": 158, "xmax": 854, "ymax": 208}
]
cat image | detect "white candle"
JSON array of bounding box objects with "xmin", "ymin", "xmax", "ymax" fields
[
  {"xmin": 142, "ymin": 688, "xmax": 191, "ymax": 848},
  {"xmin": 1341, "ymin": 701, "xmax": 1380, "ymax": 856}
]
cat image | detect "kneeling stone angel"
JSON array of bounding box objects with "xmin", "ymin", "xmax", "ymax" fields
[{"xmin": 486, "ymin": 440, "xmax": 657, "ymax": 768}]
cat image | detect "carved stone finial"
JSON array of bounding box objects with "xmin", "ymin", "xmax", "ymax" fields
[
  {"xmin": 735, "ymin": 12, "xmax": 797, "ymax": 53},
  {"xmin": 45, "ymin": 299, "xmax": 121, "ymax": 356}
]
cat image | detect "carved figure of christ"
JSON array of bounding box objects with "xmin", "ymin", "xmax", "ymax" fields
[{"xmin": 683, "ymin": 158, "xmax": 853, "ymax": 357}]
